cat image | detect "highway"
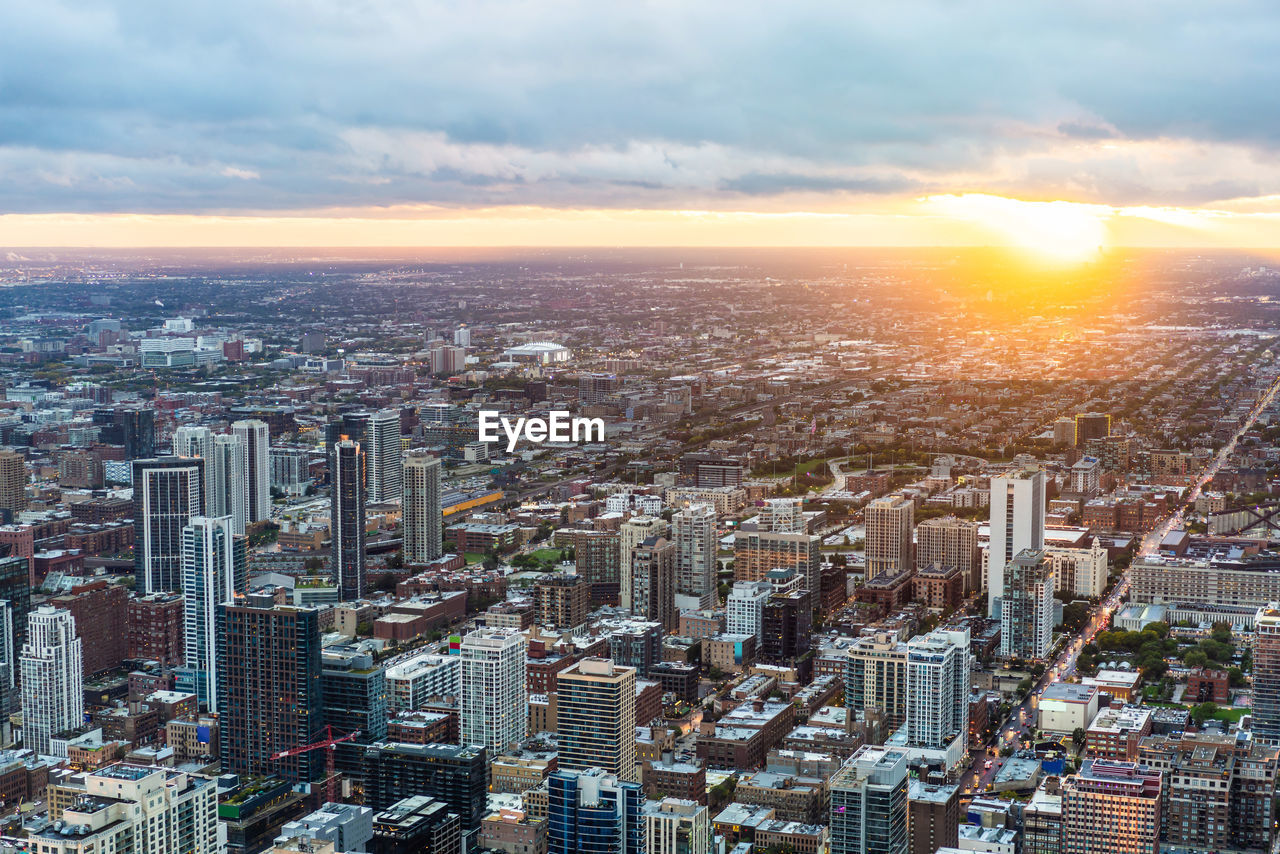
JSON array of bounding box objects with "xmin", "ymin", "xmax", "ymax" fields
[{"xmin": 962, "ymin": 372, "xmax": 1280, "ymax": 798}]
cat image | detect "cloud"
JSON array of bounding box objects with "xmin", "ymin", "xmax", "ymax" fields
[{"xmin": 3, "ymin": 1, "xmax": 1280, "ymax": 213}]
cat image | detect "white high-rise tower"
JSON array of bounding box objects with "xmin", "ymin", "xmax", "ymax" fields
[
  {"xmin": 403, "ymin": 451, "xmax": 443, "ymax": 563},
  {"xmin": 21, "ymin": 606, "xmax": 84, "ymax": 756},
  {"xmin": 210, "ymin": 433, "xmax": 248, "ymax": 535},
  {"xmin": 459, "ymin": 627, "xmax": 527, "ymax": 752},
  {"xmin": 231, "ymin": 419, "xmax": 271, "ymax": 524},
  {"xmin": 181, "ymin": 515, "xmax": 247, "ymax": 712},
  {"xmin": 365, "ymin": 409, "xmax": 404, "ymax": 503},
  {"xmin": 673, "ymin": 504, "xmax": 717, "ymax": 610},
  {"xmin": 987, "ymin": 466, "xmax": 1045, "ymax": 618}
]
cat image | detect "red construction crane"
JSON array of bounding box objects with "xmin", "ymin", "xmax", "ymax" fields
[{"xmin": 270, "ymin": 726, "xmax": 360, "ymax": 805}]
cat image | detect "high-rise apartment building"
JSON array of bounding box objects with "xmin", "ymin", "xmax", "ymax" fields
[
  {"xmin": 127, "ymin": 592, "xmax": 185, "ymax": 665},
  {"xmin": 733, "ymin": 529, "xmax": 821, "ymax": 596},
  {"xmin": 829, "ymin": 746, "xmax": 909, "ymax": 854},
  {"xmin": 1061, "ymin": 760, "xmax": 1161, "ymax": 854},
  {"xmin": 631, "ymin": 536, "xmax": 677, "ymax": 630},
  {"xmin": 988, "ymin": 466, "xmax": 1045, "ymax": 617},
  {"xmin": 361, "ymin": 742, "xmax": 488, "ymax": 834},
  {"xmin": 556, "ymin": 658, "xmax": 637, "ymax": 780},
  {"xmin": 865, "ymin": 495, "xmax": 914, "ymax": 580},
  {"xmin": 231, "ymin": 419, "xmax": 272, "ymax": 523},
  {"xmin": 385, "ymin": 651, "xmax": 461, "ymax": 711},
  {"xmin": 915, "ymin": 517, "xmax": 981, "ymax": 593},
  {"xmin": 619, "ymin": 516, "xmax": 668, "ymax": 610},
  {"xmin": 726, "ymin": 580, "xmax": 772, "ymax": 643},
  {"xmin": 133, "ymin": 457, "xmax": 204, "ymax": 594},
  {"xmin": 1254, "ymin": 602, "xmax": 1280, "ymax": 743},
  {"xmin": 403, "ymin": 451, "xmax": 443, "ymax": 564},
  {"xmin": 534, "ymin": 574, "xmax": 592, "ymax": 630},
  {"xmin": 845, "ymin": 633, "xmax": 909, "ymax": 728},
  {"xmin": 29, "ymin": 764, "xmax": 220, "ymax": 854},
  {"xmin": 547, "ymin": 768, "xmax": 645, "ymax": 854},
  {"xmin": 91, "ymin": 406, "xmax": 155, "ymax": 459},
  {"xmin": 0, "ymin": 556, "xmax": 32, "ymax": 657},
  {"xmin": 180, "ymin": 516, "xmax": 246, "ymax": 711},
  {"xmin": 907, "ymin": 780, "xmax": 960, "ymax": 854},
  {"xmin": 364, "ymin": 409, "xmax": 404, "ymax": 503},
  {"xmin": 575, "ymin": 531, "xmax": 622, "ymax": 606},
  {"xmin": 21, "ymin": 605, "xmax": 84, "ymax": 756},
  {"xmin": 1053, "ymin": 417, "xmax": 1078, "ymax": 447},
  {"xmin": 644, "ymin": 799, "xmax": 710, "ymax": 854},
  {"xmin": 905, "ymin": 629, "xmax": 969, "ymax": 753},
  {"xmin": 1001, "ymin": 549, "xmax": 1055, "ymax": 660},
  {"xmin": 216, "ymin": 601, "xmax": 324, "ymax": 784},
  {"xmin": 0, "ymin": 450, "xmax": 28, "ymax": 515},
  {"xmin": 761, "ymin": 570, "xmax": 812, "ymax": 664},
  {"xmin": 210, "ymin": 433, "xmax": 249, "ymax": 535},
  {"xmin": 459, "ymin": 627, "xmax": 527, "ymax": 752},
  {"xmin": 173, "ymin": 424, "xmax": 215, "ymax": 505},
  {"xmin": 1074, "ymin": 413, "xmax": 1111, "ymax": 446},
  {"xmin": 331, "ymin": 439, "xmax": 367, "ymax": 601},
  {"xmin": 672, "ymin": 504, "xmax": 717, "ymax": 610},
  {"xmin": 321, "ymin": 646, "xmax": 388, "ymax": 774}
]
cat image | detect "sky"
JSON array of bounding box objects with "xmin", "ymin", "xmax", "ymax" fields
[{"xmin": 5, "ymin": 0, "xmax": 1280, "ymax": 250}]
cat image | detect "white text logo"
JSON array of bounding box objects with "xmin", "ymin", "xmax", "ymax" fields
[{"xmin": 478, "ymin": 410, "xmax": 605, "ymax": 452}]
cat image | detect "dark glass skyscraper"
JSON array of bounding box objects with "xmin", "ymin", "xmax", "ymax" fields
[
  {"xmin": 362, "ymin": 742, "xmax": 488, "ymax": 850},
  {"xmin": 132, "ymin": 457, "xmax": 205, "ymax": 593},
  {"xmin": 331, "ymin": 439, "xmax": 367, "ymax": 601},
  {"xmin": 216, "ymin": 600, "xmax": 324, "ymax": 784}
]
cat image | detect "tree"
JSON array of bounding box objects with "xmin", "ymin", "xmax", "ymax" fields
[
  {"xmin": 1191, "ymin": 702, "xmax": 1219, "ymax": 726},
  {"xmin": 1227, "ymin": 666, "xmax": 1246, "ymax": 687},
  {"xmin": 1184, "ymin": 649, "xmax": 1209, "ymax": 669},
  {"xmin": 1071, "ymin": 728, "xmax": 1087, "ymax": 751}
]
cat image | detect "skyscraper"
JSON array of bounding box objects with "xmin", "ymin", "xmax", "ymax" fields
[
  {"xmin": 672, "ymin": 504, "xmax": 717, "ymax": 610},
  {"xmin": 21, "ymin": 605, "xmax": 84, "ymax": 756},
  {"xmin": 733, "ymin": 529, "xmax": 821, "ymax": 596},
  {"xmin": 555, "ymin": 658, "xmax": 637, "ymax": 780},
  {"xmin": 904, "ymin": 629, "xmax": 969, "ymax": 753},
  {"xmin": 845, "ymin": 633, "xmax": 909, "ymax": 728},
  {"xmin": 631, "ymin": 536, "xmax": 677, "ymax": 629},
  {"xmin": 1253, "ymin": 602, "xmax": 1280, "ymax": 743},
  {"xmin": 231, "ymin": 419, "xmax": 271, "ymax": 523},
  {"xmin": 575, "ymin": 531, "xmax": 622, "ymax": 606},
  {"xmin": 173, "ymin": 425, "xmax": 217, "ymax": 512},
  {"xmin": 829, "ymin": 746, "xmax": 909, "ymax": 854},
  {"xmin": 547, "ymin": 768, "xmax": 645, "ymax": 854},
  {"xmin": 364, "ymin": 409, "xmax": 404, "ymax": 503},
  {"xmin": 180, "ymin": 515, "xmax": 246, "ymax": 712},
  {"xmin": 459, "ymin": 627, "xmax": 527, "ymax": 752},
  {"xmin": 0, "ymin": 556, "xmax": 31, "ymax": 657},
  {"xmin": 865, "ymin": 495, "xmax": 914, "ymax": 580},
  {"xmin": 331, "ymin": 439, "xmax": 367, "ymax": 601},
  {"xmin": 216, "ymin": 601, "xmax": 324, "ymax": 784},
  {"xmin": 915, "ymin": 516, "xmax": 981, "ymax": 593},
  {"xmin": 619, "ymin": 516, "xmax": 668, "ymax": 611},
  {"xmin": 0, "ymin": 449, "xmax": 29, "ymax": 516},
  {"xmin": 133, "ymin": 457, "xmax": 205, "ymax": 594},
  {"xmin": 1061, "ymin": 760, "xmax": 1161, "ymax": 854},
  {"xmin": 211, "ymin": 433, "xmax": 249, "ymax": 535},
  {"xmin": 988, "ymin": 466, "xmax": 1045, "ymax": 617},
  {"xmin": 403, "ymin": 451, "xmax": 443, "ymax": 564},
  {"xmin": 760, "ymin": 570, "xmax": 812, "ymax": 664},
  {"xmin": 1001, "ymin": 549, "xmax": 1055, "ymax": 660},
  {"xmin": 92, "ymin": 406, "xmax": 155, "ymax": 459}
]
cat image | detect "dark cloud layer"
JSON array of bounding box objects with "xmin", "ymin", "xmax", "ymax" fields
[{"xmin": 3, "ymin": 0, "xmax": 1280, "ymax": 213}]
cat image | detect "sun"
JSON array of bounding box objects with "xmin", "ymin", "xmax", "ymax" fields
[{"xmin": 923, "ymin": 193, "xmax": 1111, "ymax": 265}]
